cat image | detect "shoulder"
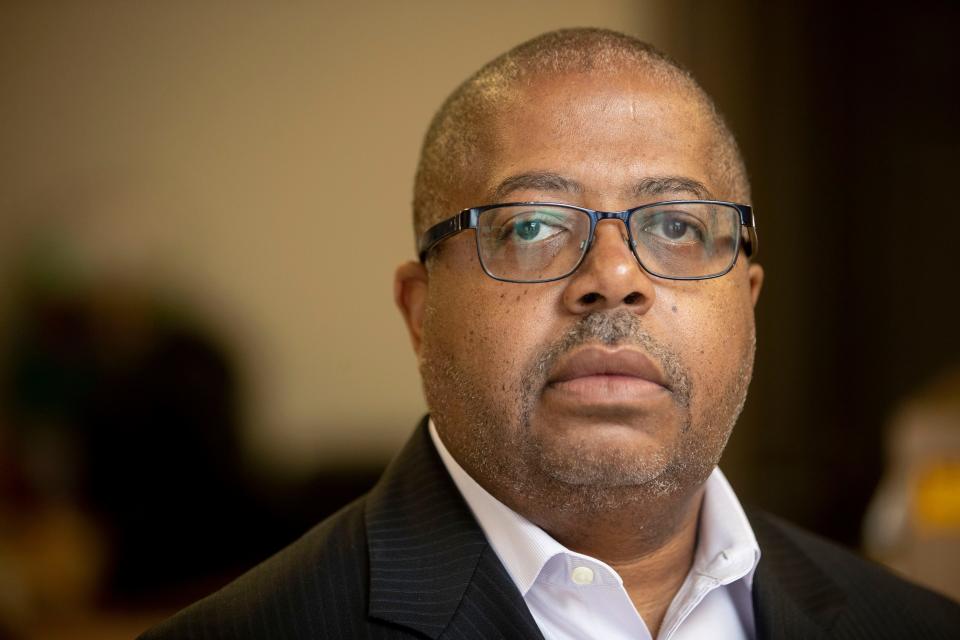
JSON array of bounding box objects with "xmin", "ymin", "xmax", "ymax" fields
[
  {"xmin": 139, "ymin": 419, "xmax": 454, "ymax": 640},
  {"xmin": 139, "ymin": 497, "xmax": 373, "ymax": 640},
  {"xmin": 749, "ymin": 509, "xmax": 960, "ymax": 637}
]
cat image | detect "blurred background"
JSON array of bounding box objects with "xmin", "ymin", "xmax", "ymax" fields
[{"xmin": 1, "ymin": 1, "xmax": 958, "ymax": 637}]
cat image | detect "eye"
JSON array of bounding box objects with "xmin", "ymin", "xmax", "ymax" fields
[
  {"xmin": 641, "ymin": 210, "xmax": 706, "ymax": 244},
  {"xmin": 514, "ymin": 219, "xmax": 540, "ymax": 240},
  {"xmin": 513, "ymin": 218, "xmax": 556, "ymax": 242},
  {"xmin": 661, "ymin": 218, "xmax": 690, "ymax": 240},
  {"xmin": 497, "ymin": 211, "xmax": 568, "ymax": 244}
]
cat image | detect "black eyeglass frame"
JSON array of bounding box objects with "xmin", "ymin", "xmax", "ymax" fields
[{"xmin": 417, "ymin": 200, "xmax": 758, "ymax": 283}]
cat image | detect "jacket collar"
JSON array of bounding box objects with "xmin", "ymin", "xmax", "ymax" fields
[
  {"xmin": 364, "ymin": 417, "xmax": 543, "ymax": 639},
  {"xmin": 748, "ymin": 509, "xmax": 847, "ymax": 640}
]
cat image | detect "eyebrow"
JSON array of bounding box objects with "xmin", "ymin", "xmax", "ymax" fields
[
  {"xmin": 489, "ymin": 171, "xmax": 582, "ymax": 201},
  {"xmin": 488, "ymin": 171, "xmax": 713, "ymax": 203},
  {"xmin": 631, "ymin": 176, "xmax": 713, "ymax": 200}
]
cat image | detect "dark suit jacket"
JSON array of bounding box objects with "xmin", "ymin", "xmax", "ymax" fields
[{"xmin": 141, "ymin": 419, "xmax": 960, "ymax": 639}]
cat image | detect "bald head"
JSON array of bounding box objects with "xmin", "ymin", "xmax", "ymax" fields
[{"xmin": 412, "ymin": 27, "xmax": 749, "ymax": 242}]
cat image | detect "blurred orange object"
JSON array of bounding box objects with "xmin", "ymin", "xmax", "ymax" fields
[{"xmin": 864, "ymin": 368, "xmax": 960, "ymax": 602}]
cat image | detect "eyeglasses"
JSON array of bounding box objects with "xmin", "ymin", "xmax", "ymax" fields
[{"xmin": 418, "ymin": 200, "xmax": 758, "ymax": 283}]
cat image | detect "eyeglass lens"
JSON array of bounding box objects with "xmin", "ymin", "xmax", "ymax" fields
[{"xmin": 476, "ymin": 203, "xmax": 741, "ymax": 282}]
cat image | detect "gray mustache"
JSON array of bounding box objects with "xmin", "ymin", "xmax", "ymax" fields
[{"xmin": 528, "ymin": 310, "xmax": 692, "ymax": 408}]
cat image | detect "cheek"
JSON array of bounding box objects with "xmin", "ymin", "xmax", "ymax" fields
[
  {"xmin": 659, "ymin": 282, "xmax": 756, "ymax": 396},
  {"xmin": 423, "ymin": 264, "xmax": 560, "ymax": 389},
  {"xmin": 472, "ymin": 284, "xmax": 558, "ymax": 380}
]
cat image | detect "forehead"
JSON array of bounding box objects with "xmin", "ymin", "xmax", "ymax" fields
[{"xmin": 478, "ymin": 72, "xmax": 718, "ymax": 204}]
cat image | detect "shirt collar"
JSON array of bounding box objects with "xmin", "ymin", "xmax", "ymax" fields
[{"xmin": 428, "ymin": 418, "xmax": 760, "ymax": 595}]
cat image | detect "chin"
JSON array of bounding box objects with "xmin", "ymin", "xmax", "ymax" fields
[
  {"xmin": 524, "ymin": 426, "xmax": 677, "ymax": 488},
  {"xmin": 531, "ymin": 406, "xmax": 678, "ymax": 448}
]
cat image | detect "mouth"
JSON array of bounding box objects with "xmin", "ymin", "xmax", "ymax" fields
[{"xmin": 545, "ymin": 346, "xmax": 670, "ymax": 403}]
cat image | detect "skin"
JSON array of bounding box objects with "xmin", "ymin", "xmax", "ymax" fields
[{"xmin": 395, "ymin": 70, "xmax": 763, "ymax": 636}]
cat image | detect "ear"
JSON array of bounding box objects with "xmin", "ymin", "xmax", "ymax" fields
[
  {"xmin": 747, "ymin": 262, "xmax": 764, "ymax": 308},
  {"xmin": 394, "ymin": 260, "xmax": 429, "ymax": 356}
]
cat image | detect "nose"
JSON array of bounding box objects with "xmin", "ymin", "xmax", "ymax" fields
[{"xmin": 561, "ymin": 220, "xmax": 656, "ymax": 315}]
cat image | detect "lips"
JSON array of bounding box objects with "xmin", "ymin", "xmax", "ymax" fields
[{"xmin": 546, "ymin": 346, "xmax": 670, "ymax": 392}]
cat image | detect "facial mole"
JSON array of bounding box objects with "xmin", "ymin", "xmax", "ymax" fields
[{"xmin": 671, "ymin": 305, "xmax": 678, "ymax": 313}]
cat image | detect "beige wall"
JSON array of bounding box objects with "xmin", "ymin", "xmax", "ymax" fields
[{"xmin": 0, "ymin": 2, "xmax": 671, "ymax": 474}]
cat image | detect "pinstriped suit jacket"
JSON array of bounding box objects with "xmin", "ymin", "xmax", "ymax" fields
[{"xmin": 140, "ymin": 418, "xmax": 960, "ymax": 639}]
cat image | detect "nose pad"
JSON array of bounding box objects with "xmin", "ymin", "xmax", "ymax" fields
[
  {"xmin": 562, "ymin": 220, "xmax": 655, "ymax": 314},
  {"xmin": 579, "ymin": 222, "xmax": 632, "ymax": 256}
]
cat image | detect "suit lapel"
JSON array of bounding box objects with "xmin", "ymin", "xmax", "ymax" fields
[
  {"xmin": 444, "ymin": 544, "xmax": 546, "ymax": 639},
  {"xmin": 748, "ymin": 510, "xmax": 846, "ymax": 640},
  {"xmin": 365, "ymin": 418, "xmax": 544, "ymax": 639}
]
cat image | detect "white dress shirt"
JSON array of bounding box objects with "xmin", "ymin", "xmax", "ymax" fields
[{"xmin": 428, "ymin": 420, "xmax": 760, "ymax": 640}]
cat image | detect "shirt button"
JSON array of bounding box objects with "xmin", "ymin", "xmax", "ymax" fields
[{"xmin": 571, "ymin": 566, "xmax": 595, "ymax": 585}]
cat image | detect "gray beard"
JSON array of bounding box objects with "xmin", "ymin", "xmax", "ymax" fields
[{"xmin": 422, "ymin": 309, "xmax": 754, "ymax": 514}]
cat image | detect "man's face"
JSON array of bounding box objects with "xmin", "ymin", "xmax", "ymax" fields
[{"xmin": 399, "ymin": 70, "xmax": 763, "ymax": 513}]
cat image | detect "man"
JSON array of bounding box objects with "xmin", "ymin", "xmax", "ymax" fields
[{"xmin": 142, "ymin": 28, "xmax": 960, "ymax": 639}]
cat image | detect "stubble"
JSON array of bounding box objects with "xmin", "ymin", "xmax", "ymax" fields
[{"xmin": 421, "ymin": 308, "xmax": 754, "ymax": 514}]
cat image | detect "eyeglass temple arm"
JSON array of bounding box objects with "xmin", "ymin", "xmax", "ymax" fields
[
  {"xmin": 417, "ymin": 209, "xmax": 477, "ymax": 262},
  {"xmin": 739, "ymin": 205, "xmax": 758, "ymax": 258}
]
